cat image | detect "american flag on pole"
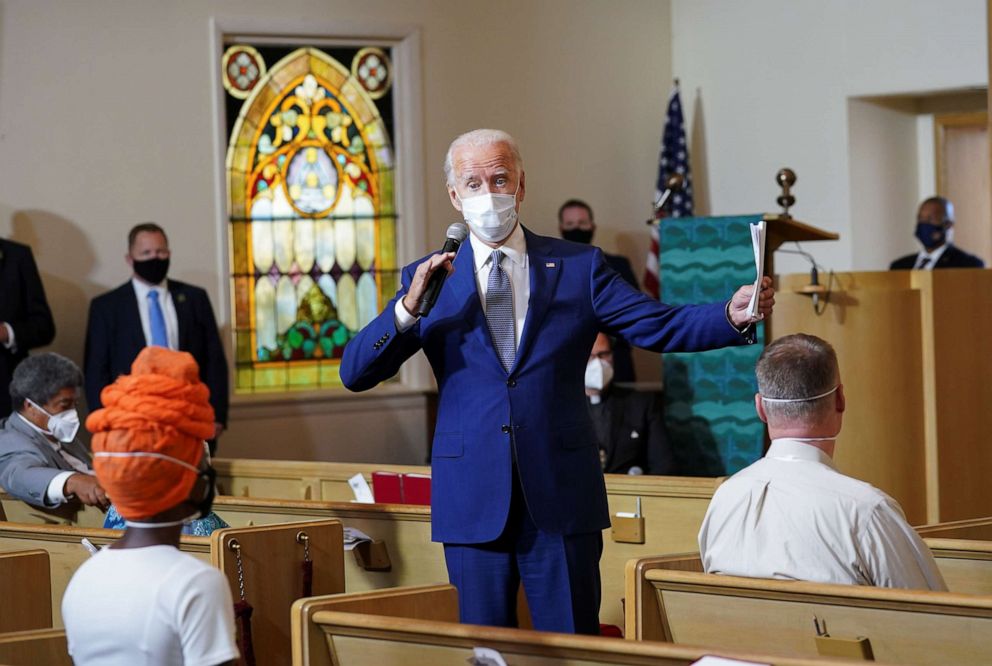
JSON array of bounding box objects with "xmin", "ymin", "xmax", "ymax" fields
[{"xmin": 644, "ymin": 81, "xmax": 694, "ymax": 299}]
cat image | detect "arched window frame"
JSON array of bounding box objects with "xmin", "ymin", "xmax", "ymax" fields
[{"xmin": 209, "ymin": 17, "xmax": 429, "ymax": 400}]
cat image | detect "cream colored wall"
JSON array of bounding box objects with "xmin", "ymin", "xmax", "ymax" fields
[
  {"xmin": 0, "ymin": 0, "xmax": 672, "ymax": 462},
  {"xmin": 671, "ymin": 0, "xmax": 986, "ymax": 274}
]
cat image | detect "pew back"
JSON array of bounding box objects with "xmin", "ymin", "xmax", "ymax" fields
[
  {"xmin": 212, "ymin": 520, "xmax": 345, "ymax": 666},
  {"xmin": 0, "ymin": 550, "xmax": 51, "ymax": 633},
  {"xmin": 916, "ymin": 516, "xmax": 992, "ymax": 540},
  {"xmin": 636, "ymin": 565, "xmax": 992, "ymax": 665},
  {"xmin": 292, "ymin": 584, "xmax": 459, "ymax": 666},
  {"xmin": 304, "ymin": 610, "xmax": 872, "ymax": 666},
  {"xmin": 0, "ymin": 629, "xmax": 71, "ymax": 666},
  {"xmin": 926, "ymin": 537, "xmax": 992, "ymax": 595},
  {"xmin": 0, "ymin": 523, "xmax": 210, "ymax": 627},
  {"xmin": 215, "ymin": 461, "xmax": 722, "ymax": 628}
]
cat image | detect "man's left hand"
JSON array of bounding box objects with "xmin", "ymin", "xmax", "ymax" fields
[{"xmin": 728, "ymin": 276, "xmax": 775, "ymax": 328}]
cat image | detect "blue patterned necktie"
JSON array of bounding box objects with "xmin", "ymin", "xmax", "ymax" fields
[
  {"xmin": 147, "ymin": 290, "xmax": 169, "ymax": 348},
  {"xmin": 485, "ymin": 250, "xmax": 515, "ymax": 372}
]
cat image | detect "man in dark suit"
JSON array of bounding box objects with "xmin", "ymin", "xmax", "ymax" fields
[
  {"xmin": 84, "ymin": 223, "xmax": 228, "ymax": 448},
  {"xmin": 0, "ymin": 239, "xmax": 56, "ymax": 417},
  {"xmin": 585, "ymin": 334, "xmax": 672, "ymax": 475},
  {"xmin": 341, "ymin": 129, "xmax": 775, "ymax": 634},
  {"xmin": 558, "ymin": 198, "xmax": 638, "ymax": 382},
  {"xmin": 890, "ymin": 197, "xmax": 985, "ymax": 270}
]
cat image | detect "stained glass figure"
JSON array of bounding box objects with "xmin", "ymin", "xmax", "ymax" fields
[{"xmin": 225, "ymin": 45, "xmax": 397, "ymax": 392}]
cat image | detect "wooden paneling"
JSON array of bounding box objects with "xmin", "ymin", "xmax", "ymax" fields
[
  {"xmin": 774, "ymin": 271, "xmax": 927, "ymax": 523},
  {"xmin": 0, "ymin": 629, "xmax": 71, "ymax": 666},
  {"xmin": 0, "ymin": 550, "xmax": 51, "ymax": 633}
]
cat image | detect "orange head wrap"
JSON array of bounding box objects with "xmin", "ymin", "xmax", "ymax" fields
[{"xmin": 86, "ymin": 347, "xmax": 215, "ymax": 520}]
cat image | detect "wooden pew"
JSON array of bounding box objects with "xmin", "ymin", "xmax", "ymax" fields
[
  {"xmin": 0, "ymin": 550, "xmax": 52, "ymax": 633},
  {"xmin": 211, "ymin": 521, "xmax": 345, "ymax": 666},
  {"xmin": 916, "ymin": 516, "xmax": 992, "ymax": 540},
  {"xmin": 0, "ymin": 486, "xmax": 715, "ymax": 630},
  {"xmin": 0, "ymin": 523, "xmax": 210, "ymax": 626},
  {"xmin": 0, "ymin": 629, "xmax": 71, "ymax": 666},
  {"xmin": 925, "ymin": 537, "xmax": 992, "ymax": 596},
  {"xmin": 291, "ymin": 584, "xmax": 870, "ymax": 666},
  {"xmin": 626, "ymin": 554, "xmax": 992, "ymax": 664}
]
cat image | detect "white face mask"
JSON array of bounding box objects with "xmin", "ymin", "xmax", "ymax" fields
[
  {"xmin": 458, "ymin": 182, "xmax": 520, "ymax": 244},
  {"xmin": 760, "ymin": 385, "xmax": 840, "ymax": 441},
  {"xmin": 585, "ymin": 358, "xmax": 614, "ymax": 391},
  {"xmin": 27, "ymin": 398, "xmax": 80, "ymax": 443}
]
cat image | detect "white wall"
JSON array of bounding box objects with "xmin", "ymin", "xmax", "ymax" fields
[
  {"xmin": 671, "ymin": 0, "xmax": 987, "ymax": 274},
  {"xmin": 0, "ymin": 0, "xmax": 672, "ymax": 462}
]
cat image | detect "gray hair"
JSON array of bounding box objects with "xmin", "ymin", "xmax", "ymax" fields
[
  {"xmin": 755, "ymin": 334, "xmax": 838, "ymax": 423},
  {"xmin": 443, "ymin": 129, "xmax": 522, "ymax": 187},
  {"xmin": 10, "ymin": 353, "xmax": 83, "ymax": 412}
]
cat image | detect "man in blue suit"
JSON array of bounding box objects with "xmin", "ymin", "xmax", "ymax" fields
[
  {"xmin": 340, "ymin": 129, "xmax": 774, "ymax": 634},
  {"xmin": 83, "ymin": 224, "xmax": 228, "ymax": 448}
]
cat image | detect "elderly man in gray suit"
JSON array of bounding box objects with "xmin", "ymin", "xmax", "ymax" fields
[{"xmin": 0, "ymin": 353, "xmax": 108, "ymax": 511}]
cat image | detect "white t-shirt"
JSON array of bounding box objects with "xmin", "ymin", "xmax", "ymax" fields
[
  {"xmin": 62, "ymin": 545, "xmax": 238, "ymax": 666},
  {"xmin": 698, "ymin": 438, "xmax": 947, "ymax": 591}
]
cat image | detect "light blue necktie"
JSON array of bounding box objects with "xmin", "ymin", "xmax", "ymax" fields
[
  {"xmin": 147, "ymin": 290, "xmax": 169, "ymax": 348},
  {"xmin": 485, "ymin": 250, "xmax": 515, "ymax": 372}
]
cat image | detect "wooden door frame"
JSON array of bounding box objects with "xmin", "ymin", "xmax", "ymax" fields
[{"xmin": 934, "ymin": 111, "xmax": 988, "ymax": 196}]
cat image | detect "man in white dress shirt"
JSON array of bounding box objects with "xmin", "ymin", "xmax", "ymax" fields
[{"xmin": 698, "ymin": 333, "xmax": 946, "ymax": 591}]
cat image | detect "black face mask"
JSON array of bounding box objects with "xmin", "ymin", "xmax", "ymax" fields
[
  {"xmin": 193, "ymin": 466, "xmax": 217, "ymax": 519},
  {"xmin": 133, "ymin": 257, "xmax": 170, "ymax": 285},
  {"xmin": 562, "ymin": 228, "xmax": 594, "ymax": 244}
]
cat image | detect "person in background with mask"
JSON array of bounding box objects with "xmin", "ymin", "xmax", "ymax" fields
[
  {"xmin": 698, "ymin": 334, "xmax": 946, "ymax": 591},
  {"xmin": 585, "ymin": 333, "xmax": 672, "ymax": 475},
  {"xmin": 558, "ymin": 199, "xmax": 637, "ymax": 383},
  {"xmin": 84, "ymin": 223, "xmax": 229, "ymax": 453},
  {"xmin": 341, "ymin": 128, "xmax": 775, "ymax": 634},
  {"xmin": 890, "ymin": 196, "xmax": 985, "ymax": 270},
  {"xmin": 0, "ymin": 352, "xmax": 108, "ymax": 513},
  {"xmin": 62, "ymin": 346, "xmax": 238, "ymax": 666}
]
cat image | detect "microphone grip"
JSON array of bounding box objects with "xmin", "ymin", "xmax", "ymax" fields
[{"xmin": 417, "ymin": 238, "xmax": 460, "ymax": 317}]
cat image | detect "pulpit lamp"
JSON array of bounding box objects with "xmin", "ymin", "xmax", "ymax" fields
[{"xmin": 776, "ymin": 168, "xmax": 797, "ymax": 218}]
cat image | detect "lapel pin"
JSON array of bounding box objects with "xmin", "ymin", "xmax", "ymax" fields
[
  {"xmin": 176, "ymin": 293, "xmax": 187, "ymax": 303},
  {"xmin": 545, "ymin": 262, "xmax": 556, "ymax": 268}
]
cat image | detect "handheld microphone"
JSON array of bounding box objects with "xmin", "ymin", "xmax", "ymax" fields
[
  {"xmin": 645, "ymin": 173, "xmax": 685, "ymax": 225},
  {"xmin": 418, "ymin": 222, "xmax": 469, "ymax": 317}
]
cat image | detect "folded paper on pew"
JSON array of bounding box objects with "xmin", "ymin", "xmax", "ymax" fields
[
  {"xmin": 692, "ymin": 657, "xmax": 770, "ymax": 666},
  {"xmin": 343, "ymin": 527, "xmax": 373, "ymax": 552},
  {"xmin": 471, "ymin": 647, "xmax": 508, "ymax": 666},
  {"xmin": 348, "ymin": 473, "xmax": 375, "ymax": 503}
]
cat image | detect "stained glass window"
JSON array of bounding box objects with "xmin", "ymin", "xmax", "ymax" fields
[{"xmin": 224, "ymin": 44, "xmax": 398, "ymax": 392}]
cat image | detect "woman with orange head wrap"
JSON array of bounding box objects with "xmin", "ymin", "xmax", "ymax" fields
[{"xmin": 62, "ymin": 347, "xmax": 238, "ymax": 665}]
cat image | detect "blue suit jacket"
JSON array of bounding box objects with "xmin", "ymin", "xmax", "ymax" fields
[
  {"xmin": 83, "ymin": 280, "xmax": 229, "ymax": 425},
  {"xmin": 341, "ymin": 228, "xmax": 747, "ymax": 544}
]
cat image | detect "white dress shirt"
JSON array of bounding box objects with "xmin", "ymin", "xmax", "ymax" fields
[
  {"xmin": 912, "ymin": 243, "xmax": 949, "ymax": 270},
  {"xmin": 131, "ymin": 277, "xmax": 179, "ymax": 349},
  {"xmin": 698, "ymin": 438, "xmax": 947, "ymax": 591},
  {"xmin": 394, "ymin": 223, "xmax": 531, "ymax": 347}
]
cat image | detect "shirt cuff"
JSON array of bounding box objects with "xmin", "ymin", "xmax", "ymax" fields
[
  {"xmin": 725, "ymin": 300, "xmax": 756, "ymax": 342},
  {"xmin": 45, "ymin": 471, "xmax": 76, "ymax": 505},
  {"xmin": 1, "ymin": 323, "xmax": 15, "ymax": 352},
  {"xmin": 393, "ymin": 299, "xmax": 419, "ymax": 333}
]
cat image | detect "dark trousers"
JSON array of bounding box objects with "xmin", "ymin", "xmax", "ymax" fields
[{"xmin": 443, "ymin": 470, "xmax": 603, "ymax": 634}]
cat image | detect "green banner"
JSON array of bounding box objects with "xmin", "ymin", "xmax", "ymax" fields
[{"xmin": 660, "ymin": 215, "xmax": 765, "ymax": 475}]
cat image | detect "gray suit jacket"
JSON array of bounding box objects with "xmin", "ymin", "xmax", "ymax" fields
[{"xmin": 0, "ymin": 415, "xmax": 92, "ymax": 508}]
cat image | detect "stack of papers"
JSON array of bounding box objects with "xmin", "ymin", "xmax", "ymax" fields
[{"xmin": 745, "ymin": 220, "xmax": 766, "ymax": 321}]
